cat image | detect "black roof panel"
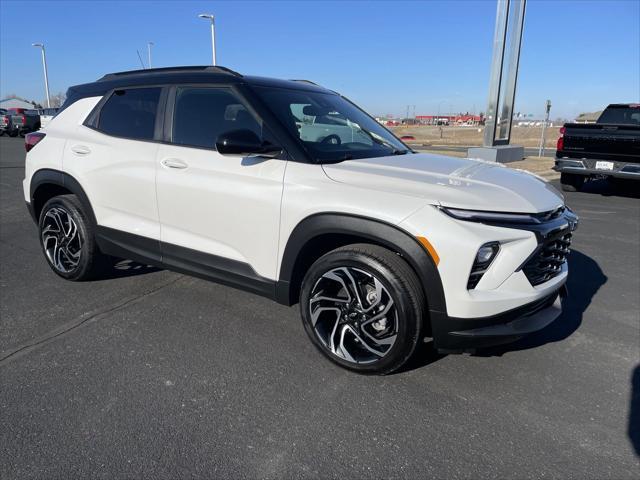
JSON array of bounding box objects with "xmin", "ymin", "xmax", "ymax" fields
[{"xmin": 62, "ymin": 66, "xmax": 334, "ymax": 112}]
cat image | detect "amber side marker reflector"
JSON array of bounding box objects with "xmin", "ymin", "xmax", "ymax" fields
[{"xmin": 417, "ymin": 236, "xmax": 440, "ymax": 266}]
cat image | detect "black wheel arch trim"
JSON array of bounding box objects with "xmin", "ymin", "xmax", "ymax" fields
[
  {"xmin": 29, "ymin": 169, "xmax": 97, "ymax": 226},
  {"xmin": 277, "ymin": 213, "xmax": 447, "ymax": 318}
]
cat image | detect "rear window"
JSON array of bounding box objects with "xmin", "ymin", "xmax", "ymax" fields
[
  {"xmin": 597, "ymin": 105, "xmax": 640, "ymax": 125},
  {"xmin": 97, "ymin": 87, "xmax": 161, "ymax": 140}
]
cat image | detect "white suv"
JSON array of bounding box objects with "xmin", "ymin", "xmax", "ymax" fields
[{"xmin": 23, "ymin": 66, "xmax": 578, "ymax": 374}]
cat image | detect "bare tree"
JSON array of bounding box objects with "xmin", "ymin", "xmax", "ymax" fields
[{"xmin": 48, "ymin": 91, "xmax": 66, "ymax": 108}]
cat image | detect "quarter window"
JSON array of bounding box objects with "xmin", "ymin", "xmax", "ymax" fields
[
  {"xmin": 172, "ymin": 87, "xmax": 261, "ymax": 149},
  {"xmin": 97, "ymin": 87, "xmax": 161, "ymax": 140}
]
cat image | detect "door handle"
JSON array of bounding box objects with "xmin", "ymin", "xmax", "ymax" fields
[
  {"xmin": 71, "ymin": 145, "xmax": 91, "ymax": 155},
  {"xmin": 161, "ymin": 158, "xmax": 188, "ymax": 170}
]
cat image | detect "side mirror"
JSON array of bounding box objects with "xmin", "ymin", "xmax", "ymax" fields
[{"xmin": 216, "ymin": 129, "xmax": 282, "ymax": 158}]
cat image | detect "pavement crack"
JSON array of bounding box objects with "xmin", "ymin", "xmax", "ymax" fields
[{"xmin": 0, "ymin": 275, "xmax": 183, "ymax": 366}]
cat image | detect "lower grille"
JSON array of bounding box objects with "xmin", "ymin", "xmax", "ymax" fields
[{"xmin": 522, "ymin": 229, "xmax": 572, "ymax": 286}]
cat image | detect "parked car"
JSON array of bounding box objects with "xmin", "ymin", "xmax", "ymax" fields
[
  {"xmin": 555, "ymin": 104, "xmax": 640, "ymax": 191},
  {"xmin": 0, "ymin": 108, "xmax": 12, "ymax": 136},
  {"xmin": 24, "ymin": 66, "xmax": 578, "ymax": 374},
  {"xmin": 7, "ymin": 108, "xmax": 40, "ymax": 136},
  {"xmin": 400, "ymin": 135, "xmax": 416, "ymax": 141},
  {"xmin": 38, "ymin": 107, "xmax": 59, "ymax": 128}
]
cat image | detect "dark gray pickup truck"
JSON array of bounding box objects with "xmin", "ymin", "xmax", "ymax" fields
[{"xmin": 555, "ymin": 104, "xmax": 640, "ymax": 191}]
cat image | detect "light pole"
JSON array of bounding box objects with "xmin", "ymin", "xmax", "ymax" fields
[
  {"xmin": 198, "ymin": 13, "xmax": 217, "ymax": 65},
  {"xmin": 32, "ymin": 43, "xmax": 51, "ymax": 108},
  {"xmin": 147, "ymin": 42, "xmax": 154, "ymax": 68}
]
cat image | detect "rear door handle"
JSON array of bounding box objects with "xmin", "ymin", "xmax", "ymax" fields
[
  {"xmin": 161, "ymin": 158, "xmax": 188, "ymax": 170},
  {"xmin": 71, "ymin": 145, "xmax": 91, "ymax": 155}
]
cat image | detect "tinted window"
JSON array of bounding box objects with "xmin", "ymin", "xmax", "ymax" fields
[
  {"xmin": 172, "ymin": 87, "xmax": 261, "ymax": 149},
  {"xmin": 98, "ymin": 88, "xmax": 161, "ymax": 140},
  {"xmin": 597, "ymin": 105, "xmax": 640, "ymax": 125}
]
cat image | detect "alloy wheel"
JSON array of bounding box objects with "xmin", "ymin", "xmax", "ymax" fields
[
  {"xmin": 309, "ymin": 267, "xmax": 398, "ymax": 364},
  {"xmin": 41, "ymin": 206, "xmax": 83, "ymax": 273}
]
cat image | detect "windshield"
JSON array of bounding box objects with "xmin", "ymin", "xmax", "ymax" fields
[
  {"xmin": 597, "ymin": 105, "xmax": 640, "ymax": 125},
  {"xmin": 254, "ymin": 86, "xmax": 410, "ymax": 162}
]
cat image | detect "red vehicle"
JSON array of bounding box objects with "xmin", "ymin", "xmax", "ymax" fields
[{"xmin": 400, "ymin": 135, "xmax": 416, "ymax": 141}]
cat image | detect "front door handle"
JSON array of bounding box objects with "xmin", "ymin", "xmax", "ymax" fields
[
  {"xmin": 71, "ymin": 145, "xmax": 91, "ymax": 155},
  {"xmin": 161, "ymin": 158, "xmax": 188, "ymax": 170}
]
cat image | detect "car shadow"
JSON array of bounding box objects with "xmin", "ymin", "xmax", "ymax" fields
[
  {"xmin": 476, "ymin": 249, "xmax": 606, "ymax": 356},
  {"xmin": 629, "ymin": 365, "xmax": 640, "ymax": 458},
  {"xmin": 580, "ymin": 178, "xmax": 640, "ymax": 199},
  {"xmin": 97, "ymin": 258, "xmax": 161, "ymax": 280}
]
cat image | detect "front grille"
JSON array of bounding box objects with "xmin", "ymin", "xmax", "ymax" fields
[{"xmin": 522, "ymin": 228, "xmax": 572, "ymax": 286}]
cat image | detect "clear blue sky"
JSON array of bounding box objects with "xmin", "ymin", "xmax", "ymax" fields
[{"xmin": 1, "ymin": 0, "xmax": 638, "ymax": 119}]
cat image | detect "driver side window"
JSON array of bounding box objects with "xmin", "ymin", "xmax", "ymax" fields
[{"xmin": 172, "ymin": 87, "xmax": 262, "ymax": 149}]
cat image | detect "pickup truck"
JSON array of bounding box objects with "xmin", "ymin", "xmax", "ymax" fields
[
  {"xmin": 555, "ymin": 104, "xmax": 640, "ymax": 191},
  {"xmin": 0, "ymin": 108, "xmax": 15, "ymax": 136},
  {"xmin": 7, "ymin": 108, "xmax": 41, "ymax": 136}
]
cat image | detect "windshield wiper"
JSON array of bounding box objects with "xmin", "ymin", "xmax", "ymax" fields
[{"xmin": 392, "ymin": 149, "xmax": 409, "ymax": 155}]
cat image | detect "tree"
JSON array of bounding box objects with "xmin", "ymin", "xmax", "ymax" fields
[{"xmin": 48, "ymin": 91, "xmax": 66, "ymax": 108}]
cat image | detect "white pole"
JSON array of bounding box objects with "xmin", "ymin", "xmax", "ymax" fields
[
  {"xmin": 210, "ymin": 19, "xmax": 216, "ymax": 66},
  {"xmin": 148, "ymin": 42, "xmax": 154, "ymax": 68},
  {"xmin": 33, "ymin": 43, "xmax": 51, "ymax": 108},
  {"xmin": 199, "ymin": 14, "xmax": 217, "ymax": 66}
]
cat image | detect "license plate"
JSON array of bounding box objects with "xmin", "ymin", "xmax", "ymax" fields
[{"xmin": 595, "ymin": 161, "xmax": 614, "ymax": 171}]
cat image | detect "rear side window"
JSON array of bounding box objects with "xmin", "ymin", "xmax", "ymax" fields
[
  {"xmin": 97, "ymin": 87, "xmax": 161, "ymax": 140},
  {"xmin": 597, "ymin": 105, "xmax": 640, "ymax": 125},
  {"xmin": 172, "ymin": 87, "xmax": 261, "ymax": 149}
]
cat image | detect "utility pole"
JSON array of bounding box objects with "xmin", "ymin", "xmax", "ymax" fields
[
  {"xmin": 406, "ymin": 105, "xmax": 410, "ymax": 125},
  {"xmin": 32, "ymin": 43, "xmax": 51, "ymax": 108},
  {"xmin": 147, "ymin": 42, "xmax": 154, "ymax": 68},
  {"xmin": 538, "ymin": 99, "xmax": 551, "ymax": 157}
]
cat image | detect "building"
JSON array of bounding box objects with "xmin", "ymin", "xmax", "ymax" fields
[
  {"xmin": 574, "ymin": 111, "xmax": 602, "ymax": 124},
  {"xmin": 415, "ymin": 114, "xmax": 483, "ymax": 126},
  {"xmin": 0, "ymin": 97, "xmax": 37, "ymax": 110}
]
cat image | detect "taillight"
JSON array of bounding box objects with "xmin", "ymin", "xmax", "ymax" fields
[
  {"xmin": 556, "ymin": 126, "xmax": 565, "ymax": 151},
  {"xmin": 21, "ymin": 115, "xmax": 26, "ymax": 124},
  {"xmin": 25, "ymin": 132, "xmax": 46, "ymax": 152}
]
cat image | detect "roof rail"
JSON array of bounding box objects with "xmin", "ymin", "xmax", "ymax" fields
[
  {"xmin": 290, "ymin": 79, "xmax": 319, "ymax": 86},
  {"xmin": 98, "ymin": 65, "xmax": 242, "ymax": 81}
]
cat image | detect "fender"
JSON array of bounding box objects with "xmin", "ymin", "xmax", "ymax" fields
[
  {"xmin": 29, "ymin": 168, "xmax": 97, "ymax": 226},
  {"xmin": 276, "ymin": 213, "xmax": 448, "ymax": 323}
]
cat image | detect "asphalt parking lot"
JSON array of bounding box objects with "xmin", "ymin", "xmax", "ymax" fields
[{"xmin": 1, "ymin": 135, "xmax": 638, "ymax": 479}]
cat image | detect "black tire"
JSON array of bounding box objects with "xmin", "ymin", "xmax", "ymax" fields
[
  {"xmin": 560, "ymin": 172, "xmax": 585, "ymax": 192},
  {"xmin": 8, "ymin": 130, "xmax": 18, "ymax": 137},
  {"xmin": 38, "ymin": 194, "xmax": 108, "ymax": 281},
  {"xmin": 0, "ymin": 130, "xmax": 4, "ymax": 136},
  {"xmin": 300, "ymin": 244, "xmax": 425, "ymax": 375}
]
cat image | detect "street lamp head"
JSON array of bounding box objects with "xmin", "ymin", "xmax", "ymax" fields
[
  {"xmin": 32, "ymin": 43, "xmax": 44, "ymax": 48},
  {"xmin": 198, "ymin": 13, "xmax": 214, "ymax": 20}
]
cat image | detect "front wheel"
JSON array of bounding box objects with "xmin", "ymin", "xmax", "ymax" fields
[
  {"xmin": 39, "ymin": 194, "xmax": 108, "ymax": 281},
  {"xmin": 300, "ymin": 244, "xmax": 425, "ymax": 375}
]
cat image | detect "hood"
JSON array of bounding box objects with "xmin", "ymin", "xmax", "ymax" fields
[{"xmin": 322, "ymin": 153, "xmax": 564, "ymax": 213}]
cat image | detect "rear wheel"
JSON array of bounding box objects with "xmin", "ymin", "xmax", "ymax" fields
[
  {"xmin": 8, "ymin": 130, "xmax": 17, "ymax": 137},
  {"xmin": 300, "ymin": 244, "xmax": 425, "ymax": 375},
  {"xmin": 560, "ymin": 172, "xmax": 586, "ymax": 192},
  {"xmin": 39, "ymin": 194, "xmax": 108, "ymax": 281}
]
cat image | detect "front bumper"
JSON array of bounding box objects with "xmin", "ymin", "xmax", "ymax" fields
[
  {"xmin": 554, "ymin": 158, "xmax": 640, "ymax": 180},
  {"xmin": 434, "ymin": 285, "xmax": 566, "ymax": 353}
]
